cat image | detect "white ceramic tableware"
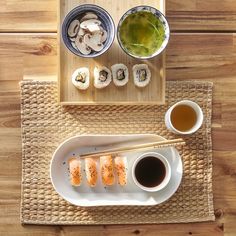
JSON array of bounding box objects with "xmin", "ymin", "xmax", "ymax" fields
[
  {"xmin": 50, "ymin": 134, "xmax": 183, "ymax": 206},
  {"xmin": 165, "ymin": 100, "xmax": 203, "ymax": 135},
  {"xmin": 132, "ymin": 152, "xmax": 171, "ymax": 192},
  {"xmin": 117, "ymin": 5, "xmax": 170, "ymax": 59}
]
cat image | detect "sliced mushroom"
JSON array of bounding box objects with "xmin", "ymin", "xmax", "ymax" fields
[
  {"xmin": 68, "ymin": 19, "xmax": 80, "ymax": 37},
  {"xmin": 75, "ymin": 35, "xmax": 91, "ymax": 55},
  {"xmin": 87, "ymin": 23, "xmax": 101, "ymax": 33},
  {"xmin": 71, "ymin": 41, "xmax": 78, "ymax": 50},
  {"xmin": 80, "ymin": 12, "xmax": 98, "ymax": 22},
  {"xmin": 78, "ymin": 27, "xmax": 85, "ymax": 36},
  {"xmin": 91, "ymin": 31, "xmax": 103, "ymax": 43},
  {"xmin": 70, "ymin": 36, "xmax": 76, "ymax": 42},
  {"xmin": 83, "ymin": 33, "xmax": 104, "ymax": 52},
  {"xmin": 99, "ymin": 27, "xmax": 108, "ymax": 43},
  {"xmin": 80, "ymin": 19, "xmax": 101, "ymax": 33},
  {"xmin": 67, "ymin": 13, "xmax": 107, "ymax": 55}
]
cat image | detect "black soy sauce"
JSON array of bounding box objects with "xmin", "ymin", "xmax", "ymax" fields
[{"xmin": 135, "ymin": 156, "xmax": 166, "ymax": 187}]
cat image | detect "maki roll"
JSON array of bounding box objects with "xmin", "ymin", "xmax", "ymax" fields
[
  {"xmin": 132, "ymin": 64, "xmax": 151, "ymax": 88},
  {"xmin": 94, "ymin": 66, "xmax": 112, "ymax": 89},
  {"xmin": 72, "ymin": 67, "xmax": 90, "ymax": 90},
  {"xmin": 111, "ymin": 64, "xmax": 129, "ymax": 87}
]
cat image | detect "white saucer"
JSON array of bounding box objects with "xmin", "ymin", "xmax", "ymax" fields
[{"xmin": 50, "ymin": 134, "xmax": 183, "ymax": 206}]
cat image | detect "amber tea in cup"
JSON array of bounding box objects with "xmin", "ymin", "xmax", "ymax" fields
[
  {"xmin": 171, "ymin": 104, "xmax": 197, "ymax": 132},
  {"xmin": 165, "ymin": 100, "xmax": 203, "ymax": 135}
]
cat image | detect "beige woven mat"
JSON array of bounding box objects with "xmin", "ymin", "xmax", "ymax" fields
[{"xmin": 20, "ymin": 80, "xmax": 214, "ymax": 225}]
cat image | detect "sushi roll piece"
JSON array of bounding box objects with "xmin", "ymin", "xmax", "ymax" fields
[
  {"xmin": 114, "ymin": 156, "xmax": 127, "ymax": 186},
  {"xmin": 100, "ymin": 155, "xmax": 115, "ymax": 186},
  {"xmin": 68, "ymin": 157, "xmax": 82, "ymax": 186},
  {"xmin": 111, "ymin": 64, "xmax": 129, "ymax": 87},
  {"xmin": 72, "ymin": 67, "xmax": 90, "ymax": 90},
  {"xmin": 94, "ymin": 66, "xmax": 112, "ymax": 89},
  {"xmin": 85, "ymin": 158, "xmax": 98, "ymax": 187},
  {"xmin": 132, "ymin": 64, "xmax": 151, "ymax": 88}
]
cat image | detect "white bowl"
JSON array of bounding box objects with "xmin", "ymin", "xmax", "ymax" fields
[
  {"xmin": 132, "ymin": 152, "xmax": 171, "ymax": 192},
  {"xmin": 165, "ymin": 100, "xmax": 204, "ymax": 135},
  {"xmin": 117, "ymin": 5, "xmax": 170, "ymax": 59}
]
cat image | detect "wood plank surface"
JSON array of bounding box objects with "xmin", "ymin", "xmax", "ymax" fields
[
  {"xmin": 1, "ymin": 0, "xmax": 236, "ymax": 32},
  {"xmin": 167, "ymin": 0, "xmax": 236, "ymax": 31},
  {"xmin": 58, "ymin": 0, "xmax": 165, "ymax": 105},
  {"xmin": 0, "ymin": 0, "xmax": 57, "ymax": 32},
  {"xmin": 0, "ymin": 33, "xmax": 236, "ymax": 235}
]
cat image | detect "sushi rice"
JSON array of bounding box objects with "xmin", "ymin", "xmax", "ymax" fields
[
  {"xmin": 72, "ymin": 67, "xmax": 90, "ymax": 90},
  {"xmin": 132, "ymin": 64, "xmax": 151, "ymax": 88},
  {"xmin": 111, "ymin": 63, "xmax": 129, "ymax": 87},
  {"xmin": 94, "ymin": 66, "xmax": 112, "ymax": 89}
]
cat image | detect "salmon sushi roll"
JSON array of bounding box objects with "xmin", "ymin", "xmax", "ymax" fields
[
  {"xmin": 68, "ymin": 157, "xmax": 82, "ymax": 186},
  {"xmin": 100, "ymin": 155, "xmax": 115, "ymax": 186}
]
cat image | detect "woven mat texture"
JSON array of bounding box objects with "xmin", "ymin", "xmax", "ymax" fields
[{"xmin": 20, "ymin": 80, "xmax": 214, "ymax": 225}]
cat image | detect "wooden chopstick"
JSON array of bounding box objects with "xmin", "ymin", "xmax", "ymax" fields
[{"xmin": 80, "ymin": 138, "xmax": 185, "ymax": 158}]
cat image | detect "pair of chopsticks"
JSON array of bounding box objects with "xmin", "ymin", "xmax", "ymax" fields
[{"xmin": 80, "ymin": 138, "xmax": 185, "ymax": 158}]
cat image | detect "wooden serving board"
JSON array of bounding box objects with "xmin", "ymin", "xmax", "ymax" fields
[{"xmin": 58, "ymin": 0, "xmax": 166, "ymax": 105}]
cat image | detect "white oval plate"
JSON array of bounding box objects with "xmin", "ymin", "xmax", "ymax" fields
[{"xmin": 50, "ymin": 134, "xmax": 183, "ymax": 206}]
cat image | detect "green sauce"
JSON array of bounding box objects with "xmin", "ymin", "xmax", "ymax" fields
[{"xmin": 119, "ymin": 11, "xmax": 165, "ymax": 57}]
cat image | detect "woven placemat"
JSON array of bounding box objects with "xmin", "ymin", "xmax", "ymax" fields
[{"xmin": 20, "ymin": 80, "xmax": 214, "ymax": 225}]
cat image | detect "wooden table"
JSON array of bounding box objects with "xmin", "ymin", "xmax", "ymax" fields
[{"xmin": 0, "ymin": 0, "xmax": 236, "ymax": 235}]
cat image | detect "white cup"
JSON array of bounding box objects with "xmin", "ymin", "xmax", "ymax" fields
[
  {"xmin": 132, "ymin": 152, "xmax": 171, "ymax": 192},
  {"xmin": 165, "ymin": 100, "xmax": 203, "ymax": 135}
]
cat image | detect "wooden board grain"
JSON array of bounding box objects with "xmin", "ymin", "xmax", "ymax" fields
[
  {"xmin": 58, "ymin": 0, "xmax": 165, "ymax": 105},
  {"xmin": 0, "ymin": 33, "xmax": 236, "ymax": 234}
]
